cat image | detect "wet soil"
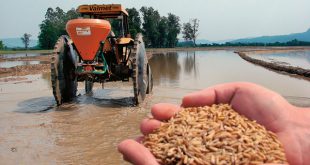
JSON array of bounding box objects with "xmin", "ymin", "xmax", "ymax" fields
[
  {"xmin": 236, "ymin": 49, "xmax": 310, "ymax": 80},
  {"xmin": 0, "ymin": 48, "xmax": 310, "ymax": 164},
  {"xmin": 0, "ymin": 54, "xmax": 51, "ymax": 77}
]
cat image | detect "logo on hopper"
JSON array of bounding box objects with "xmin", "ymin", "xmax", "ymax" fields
[
  {"xmin": 76, "ymin": 27, "xmax": 91, "ymax": 36},
  {"xmin": 89, "ymin": 5, "xmax": 112, "ymax": 11}
]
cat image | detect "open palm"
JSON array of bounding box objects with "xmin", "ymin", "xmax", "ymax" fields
[{"xmin": 119, "ymin": 82, "xmax": 310, "ymax": 165}]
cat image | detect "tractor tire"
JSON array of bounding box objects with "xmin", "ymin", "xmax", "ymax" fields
[
  {"xmin": 131, "ymin": 33, "xmax": 148, "ymax": 105},
  {"xmin": 146, "ymin": 64, "xmax": 153, "ymax": 94},
  {"xmin": 51, "ymin": 35, "xmax": 77, "ymax": 105},
  {"xmin": 85, "ymin": 80, "xmax": 93, "ymax": 94}
]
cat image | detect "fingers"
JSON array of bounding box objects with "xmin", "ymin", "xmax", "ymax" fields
[
  {"xmin": 182, "ymin": 82, "xmax": 248, "ymax": 107},
  {"xmin": 135, "ymin": 136, "xmax": 144, "ymax": 143},
  {"xmin": 140, "ymin": 103, "xmax": 180, "ymax": 135},
  {"xmin": 118, "ymin": 139, "xmax": 159, "ymax": 165},
  {"xmin": 182, "ymin": 88, "xmax": 217, "ymax": 107},
  {"xmin": 151, "ymin": 103, "xmax": 181, "ymax": 121},
  {"xmin": 121, "ymin": 104, "xmax": 180, "ymax": 164},
  {"xmin": 140, "ymin": 118, "xmax": 161, "ymax": 135}
]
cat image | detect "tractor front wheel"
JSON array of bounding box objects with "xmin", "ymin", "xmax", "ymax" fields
[
  {"xmin": 131, "ymin": 33, "xmax": 148, "ymax": 105},
  {"xmin": 51, "ymin": 36, "xmax": 77, "ymax": 105}
]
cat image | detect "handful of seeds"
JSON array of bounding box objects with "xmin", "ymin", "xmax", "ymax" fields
[{"xmin": 143, "ymin": 104, "xmax": 287, "ymax": 165}]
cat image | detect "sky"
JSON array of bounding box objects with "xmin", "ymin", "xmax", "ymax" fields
[{"xmin": 0, "ymin": 0, "xmax": 310, "ymax": 41}]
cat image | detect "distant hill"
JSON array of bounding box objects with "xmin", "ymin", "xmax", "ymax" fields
[
  {"xmin": 178, "ymin": 28, "xmax": 310, "ymax": 46},
  {"xmin": 231, "ymin": 29, "xmax": 310, "ymax": 43},
  {"xmin": 0, "ymin": 38, "xmax": 38, "ymax": 48},
  {"xmin": 195, "ymin": 39, "xmax": 212, "ymax": 44}
]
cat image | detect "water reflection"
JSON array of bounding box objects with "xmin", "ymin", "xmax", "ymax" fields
[
  {"xmin": 149, "ymin": 50, "xmax": 310, "ymax": 98},
  {"xmin": 149, "ymin": 52, "xmax": 181, "ymax": 86},
  {"xmin": 183, "ymin": 51, "xmax": 198, "ymax": 77}
]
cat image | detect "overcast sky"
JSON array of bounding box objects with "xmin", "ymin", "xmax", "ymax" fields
[{"xmin": 0, "ymin": 0, "xmax": 310, "ymax": 41}]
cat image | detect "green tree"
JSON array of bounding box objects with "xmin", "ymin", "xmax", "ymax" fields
[
  {"xmin": 65, "ymin": 8, "xmax": 79, "ymax": 22},
  {"xmin": 158, "ymin": 16, "xmax": 168, "ymax": 48},
  {"xmin": 38, "ymin": 7, "xmax": 79, "ymax": 49},
  {"xmin": 182, "ymin": 22, "xmax": 193, "ymax": 41},
  {"xmin": 167, "ymin": 13, "xmax": 181, "ymax": 48},
  {"xmin": 21, "ymin": 33, "xmax": 32, "ymax": 49},
  {"xmin": 39, "ymin": 19, "xmax": 58, "ymax": 49},
  {"xmin": 110, "ymin": 19, "xmax": 121, "ymax": 36},
  {"xmin": 127, "ymin": 7, "xmax": 141, "ymax": 38},
  {"xmin": 140, "ymin": 6, "xmax": 161, "ymax": 47},
  {"xmin": 191, "ymin": 19, "xmax": 199, "ymax": 46},
  {"xmin": 182, "ymin": 19, "xmax": 199, "ymax": 47},
  {"xmin": 0, "ymin": 40, "xmax": 4, "ymax": 50}
]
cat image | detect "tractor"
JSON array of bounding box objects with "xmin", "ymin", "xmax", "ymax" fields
[{"xmin": 51, "ymin": 4, "xmax": 153, "ymax": 105}]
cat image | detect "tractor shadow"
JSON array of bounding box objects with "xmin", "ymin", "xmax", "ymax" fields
[
  {"xmin": 76, "ymin": 88, "xmax": 136, "ymax": 107},
  {"xmin": 16, "ymin": 96, "xmax": 56, "ymax": 113},
  {"xmin": 15, "ymin": 88, "xmax": 135, "ymax": 113}
]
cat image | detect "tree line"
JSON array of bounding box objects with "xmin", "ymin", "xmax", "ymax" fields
[
  {"xmin": 38, "ymin": 6, "xmax": 200, "ymax": 49},
  {"xmin": 0, "ymin": 40, "xmax": 3, "ymax": 50},
  {"xmin": 38, "ymin": 7, "xmax": 79, "ymax": 49}
]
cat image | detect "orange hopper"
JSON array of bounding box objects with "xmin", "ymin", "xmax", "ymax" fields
[{"xmin": 66, "ymin": 19, "xmax": 111, "ymax": 61}]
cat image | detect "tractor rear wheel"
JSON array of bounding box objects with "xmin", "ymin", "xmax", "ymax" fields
[
  {"xmin": 131, "ymin": 33, "xmax": 148, "ymax": 105},
  {"xmin": 51, "ymin": 36, "xmax": 77, "ymax": 105}
]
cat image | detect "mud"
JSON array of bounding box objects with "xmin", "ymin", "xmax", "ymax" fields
[
  {"xmin": 0, "ymin": 53, "xmax": 51, "ymax": 78},
  {"xmin": 0, "ymin": 49, "xmax": 310, "ymax": 164},
  {"xmin": 236, "ymin": 50, "xmax": 310, "ymax": 79}
]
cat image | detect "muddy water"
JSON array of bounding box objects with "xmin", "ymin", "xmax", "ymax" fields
[
  {"xmin": 150, "ymin": 51, "xmax": 310, "ymax": 98},
  {"xmin": 0, "ymin": 50, "xmax": 310, "ymax": 164}
]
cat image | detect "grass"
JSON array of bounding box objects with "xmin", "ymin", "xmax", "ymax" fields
[{"xmin": 0, "ymin": 49, "xmax": 53, "ymax": 55}]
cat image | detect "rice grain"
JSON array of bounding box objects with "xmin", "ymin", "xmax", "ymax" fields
[{"xmin": 143, "ymin": 104, "xmax": 287, "ymax": 165}]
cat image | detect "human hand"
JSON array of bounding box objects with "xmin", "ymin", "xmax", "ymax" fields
[{"xmin": 118, "ymin": 82, "xmax": 310, "ymax": 165}]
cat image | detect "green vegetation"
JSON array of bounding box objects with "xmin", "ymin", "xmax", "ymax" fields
[
  {"xmin": 38, "ymin": 6, "xmax": 309, "ymax": 49},
  {"xmin": 182, "ymin": 19, "xmax": 200, "ymax": 47},
  {"xmin": 38, "ymin": 7, "xmax": 79, "ymax": 49},
  {"xmin": 21, "ymin": 33, "xmax": 32, "ymax": 49},
  {"xmin": 131, "ymin": 7, "xmax": 181, "ymax": 48},
  {"xmin": 0, "ymin": 40, "xmax": 4, "ymax": 50},
  {"xmin": 38, "ymin": 6, "xmax": 181, "ymax": 49},
  {"xmin": 140, "ymin": 7, "xmax": 160, "ymax": 47},
  {"xmin": 127, "ymin": 8, "xmax": 142, "ymax": 38},
  {"xmin": 167, "ymin": 14, "xmax": 181, "ymax": 48}
]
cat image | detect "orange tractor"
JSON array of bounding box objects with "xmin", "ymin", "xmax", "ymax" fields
[{"xmin": 51, "ymin": 4, "xmax": 153, "ymax": 105}]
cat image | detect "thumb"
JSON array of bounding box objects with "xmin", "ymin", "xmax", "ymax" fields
[{"xmin": 118, "ymin": 139, "xmax": 159, "ymax": 165}]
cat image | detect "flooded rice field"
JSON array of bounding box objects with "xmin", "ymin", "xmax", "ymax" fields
[
  {"xmin": 0, "ymin": 53, "xmax": 48, "ymax": 59},
  {"xmin": 0, "ymin": 60, "xmax": 49, "ymax": 68},
  {"xmin": 150, "ymin": 51, "xmax": 310, "ymax": 99},
  {"xmin": 251, "ymin": 50, "xmax": 310, "ymax": 69},
  {"xmin": 0, "ymin": 50, "xmax": 310, "ymax": 164}
]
